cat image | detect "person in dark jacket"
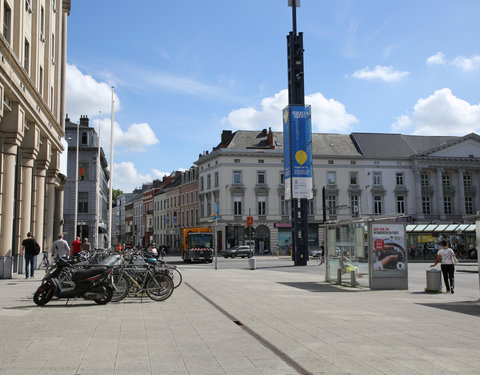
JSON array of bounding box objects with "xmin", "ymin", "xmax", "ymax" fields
[{"xmin": 21, "ymin": 232, "xmax": 36, "ymax": 279}]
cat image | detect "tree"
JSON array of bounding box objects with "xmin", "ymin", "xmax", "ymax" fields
[{"xmin": 111, "ymin": 188, "xmax": 123, "ymax": 205}]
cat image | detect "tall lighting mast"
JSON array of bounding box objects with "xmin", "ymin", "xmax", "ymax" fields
[{"xmin": 284, "ymin": 0, "xmax": 312, "ymax": 266}]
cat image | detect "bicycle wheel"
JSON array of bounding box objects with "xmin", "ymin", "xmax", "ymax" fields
[
  {"xmin": 146, "ymin": 274, "xmax": 174, "ymax": 301},
  {"xmin": 111, "ymin": 271, "xmax": 130, "ymax": 302},
  {"xmin": 170, "ymin": 267, "xmax": 182, "ymax": 289}
]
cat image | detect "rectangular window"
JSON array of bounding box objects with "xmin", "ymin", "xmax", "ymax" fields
[
  {"xmin": 351, "ymin": 195, "xmax": 359, "ymax": 216},
  {"xmin": 308, "ymin": 199, "xmax": 314, "ymax": 215},
  {"xmin": 81, "ymin": 132, "xmax": 88, "ymax": 145},
  {"xmin": 257, "ymin": 171, "xmax": 266, "ymax": 184},
  {"xmin": 51, "ymin": 33, "xmax": 55, "ymax": 60},
  {"xmin": 233, "ymin": 171, "xmax": 242, "ymax": 184},
  {"xmin": 78, "ymin": 192, "xmax": 88, "ymax": 213},
  {"xmin": 373, "ymin": 172, "xmax": 382, "ymax": 185},
  {"xmin": 328, "ymin": 160, "xmax": 334, "ymax": 165},
  {"xmin": 258, "ymin": 159, "xmax": 264, "ymax": 163},
  {"xmin": 191, "ymin": 191, "xmax": 194, "ymax": 203},
  {"xmin": 280, "ymin": 173, "xmax": 284, "ymax": 184},
  {"xmin": 464, "ymin": 174, "xmax": 472, "ymax": 188},
  {"xmin": 442, "ymin": 174, "xmax": 451, "ymax": 189},
  {"xmin": 207, "ymin": 197, "xmax": 211, "ymax": 216},
  {"xmin": 328, "ymin": 195, "xmax": 336, "ymax": 215},
  {"xmin": 233, "ymin": 197, "xmax": 242, "ymax": 216},
  {"xmin": 465, "ymin": 197, "xmax": 473, "ymax": 215},
  {"xmin": 280, "ymin": 195, "xmax": 287, "ymax": 216},
  {"xmin": 200, "ymin": 177, "xmax": 204, "ymax": 191},
  {"xmin": 444, "ymin": 196, "xmax": 452, "ymax": 215},
  {"xmin": 40, "ymin": 6, "xmax": 45, "ymax": 40},
  {"xmin": 422, "ymin": 197, "xmax": 431, "ymax": 215},
  {"xmin": 421, "ymin": 173, "xmax": 429, "ymax": 188},
  {"xmin": 78, "ymin": 162, "xmax": 89, "ymax": 181},
  {"xmin": 396, "ymin": 196, "xmax": 405, "ymax": 214},
  {"xmin": 24, "ymin": 39, "xmax": 30, "ymax": 72},
  {"xmin": 207, "ymin": 174, "xmax": 211, "ymax": 189},
  {"xmin": 214, "ymin": 172, "xmax": 219, "ymax": 187},
  {"xmin": 396, "ymin": 173, "xmax": 404, "ymax": 186},
  {"xmin": 350, "ymin": 172, "xmax": 358, "ymax": 185},
  {"xmin": 39, "ymin": 66, "xmax": 43, "ymax": 95},
  {"xmin": 374, "ymin": 196, "xmax": 382, "ymax": 215},
  {"xmin": 234, "ymin": 159, "xmax": 240, "ymax": 163},
  {"xmin": 3, "ymin": 3, "xmax": 11, "ymax": 43},
  {"xmin": 257, "ymin": 196, "xmax": 266, "ymax": 216},
  {"xmin": 327, "ymin": 172, "xmax": 336, "ymax": 185}
]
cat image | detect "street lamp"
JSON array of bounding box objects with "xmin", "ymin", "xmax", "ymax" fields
[{"xmin": 74, "ymin": 121, "xmax": 79, "ymax": 241}]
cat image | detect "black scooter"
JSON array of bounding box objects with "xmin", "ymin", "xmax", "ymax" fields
[{"xmin": 33, "ymin": 257, "xmax": 114, "ymax": 306}]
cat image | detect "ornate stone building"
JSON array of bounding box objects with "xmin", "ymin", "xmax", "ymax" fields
[{"xmin": 0, "ymin": 0, "xmax": 71, "ymax": 277}]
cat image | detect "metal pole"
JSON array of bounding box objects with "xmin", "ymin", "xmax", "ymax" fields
[
  {"xmin": 108, "ymin": 87, "xmax": 114, "ymax": 249},
  {"xmin": 214, "ymin": 216, "xmax": 218, "ymax": 270},
  {"xmin": 95, "ymin": 111, "xmax": 101, "ymax": 250},
  {"xmin": 74, "ymin": 121, "xmax": 79, "ymax": 242}
]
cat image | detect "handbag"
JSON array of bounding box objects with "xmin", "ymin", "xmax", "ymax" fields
[{"xmin": 452, "ymin": 253, "xmax": 458, "ymax": 265}]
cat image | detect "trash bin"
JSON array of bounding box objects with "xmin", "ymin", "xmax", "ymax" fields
[
  {"xmin": 248, "ymin": 258, "xmax": 256, "ymax": 270},
  {"xmin": 0, "ymin": 256, "xmax": 13, "ymax": 279},
  {"xmin": 426, "ymin": 269, "xmax": 442, "ymax": 291}
]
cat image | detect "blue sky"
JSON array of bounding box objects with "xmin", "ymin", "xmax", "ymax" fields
[{"xmin": 65, "ymin": 0, "xmax": 480, "ymax": 192}]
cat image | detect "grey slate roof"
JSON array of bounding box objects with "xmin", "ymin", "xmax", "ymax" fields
[
  {"xmin": 351, "ymin": 133, "xmax": 458, "ymax": 158},
  {"xmin": 225, "ymin": 130, "xmax": 362, "ymax": 157}
]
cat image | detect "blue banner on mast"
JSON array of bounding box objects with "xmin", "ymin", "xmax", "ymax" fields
[{"xmin": 283, "ymin": 105, "xmax": 313, "ymax": 200}]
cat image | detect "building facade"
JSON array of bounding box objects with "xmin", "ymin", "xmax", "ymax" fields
[
  {"xmin": 63, "ymin": 115, "xmax": 109, "ymax": 247},
  {"xmin": 0, "ymin": 0, "xmax": 71, "ymax": 277},
  {"xmin": 195, "ymin": 130, "xmax": 480, "ymax": 254}
]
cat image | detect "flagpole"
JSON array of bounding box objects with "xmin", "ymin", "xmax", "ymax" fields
[
  {"xmin": 108, "ymin": 87, "xmax": 115, "ymax": 249},
  {"xmin": 95, "ymin": 111, "xmax": 101, "ymax": 250}
]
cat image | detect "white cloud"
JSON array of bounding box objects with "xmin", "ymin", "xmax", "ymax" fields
[
  {"xmin": 66, "ymin": 64, "xmax": 121, "ymax": 120},
  {"xmin": 222, "ymin": 89, "xmax": 357, "ymax": 133},
  {"xmin": 452, "ymin": 55, "xmax": 480, "ymax": 72},
  {"xmin": 392, "ymin": 88, "xmax": 480, "ymax": 135},
  {"xmin": 426, "ymin": 52, "xmax": 480, "ymax": 71},
  {"xmin": 426, "ymin": 52, "xmax": 446, "ymax": 65},
  {"xmin": 152, "ymin": 169, "xmax": 170, "ymax": 179},
  {"xmin": 113, "ymin": 162, "xmax": 152, "ymax": 192},
  {"xmin": 351, "ymin": 65, "xmax": 409, "ymax": 82}
]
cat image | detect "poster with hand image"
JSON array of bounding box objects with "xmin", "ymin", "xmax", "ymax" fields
[{"xmin": 372, "ymin": 224, "xmax": 407, "ymax": 276}]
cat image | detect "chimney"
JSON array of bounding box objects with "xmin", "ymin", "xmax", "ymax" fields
[
  {"xmin": 79, "ymin": 115, "xmax": 89, "ymax": 127},
  {"xmin": 221, "ymin": 130, "xmax": 233, "ymax": 147},
  {"xmin": 267, "ymin": 127, "xmax": 274, "ymax": 148}
]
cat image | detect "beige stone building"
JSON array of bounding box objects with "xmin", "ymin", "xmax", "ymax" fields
[{"xmin": 0, "ymin": 0, "xmax": 70, "ymax": 277}]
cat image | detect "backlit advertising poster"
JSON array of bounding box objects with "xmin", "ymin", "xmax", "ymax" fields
[
  {"xmin": 282, "ymin": 105, "xmax": 313, "ymax": 200},
  {"xmin": 371, "ymin": 223, "xmax": 407, "ymax": 276}
]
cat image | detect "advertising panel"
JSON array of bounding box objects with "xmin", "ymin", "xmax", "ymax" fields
[
  {"xmin": 371, "ymin": 223, "xmax": 407, "ymax": 276},
  {"xmin": 282, "ymin": 105, "xmax": 313, "ymax": 200}
]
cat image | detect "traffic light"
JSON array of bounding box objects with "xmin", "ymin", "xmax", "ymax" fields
[{"xmin": 245, "ymin": 226, "xmax": 255, "ymax": 237}]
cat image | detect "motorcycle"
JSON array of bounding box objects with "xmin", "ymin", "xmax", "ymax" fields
[{"xmin": 33, "ymin": 257, "xmax": 115, "ymax": 306}]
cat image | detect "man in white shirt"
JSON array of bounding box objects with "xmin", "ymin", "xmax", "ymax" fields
[{"xmin": 51, "ymin": 233, "xmax": 71, "ymax": 258}]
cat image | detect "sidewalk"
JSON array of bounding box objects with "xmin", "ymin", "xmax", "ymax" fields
[{"xmin": 0, "ymin": 262, "xmax": 479, "ymax": 375}]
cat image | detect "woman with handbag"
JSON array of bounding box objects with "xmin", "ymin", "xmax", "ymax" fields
[{"xmin": 430, "ymin": 240, "xmax": 457, "ymax": 294}]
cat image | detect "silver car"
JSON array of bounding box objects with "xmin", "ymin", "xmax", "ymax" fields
[{"xmin": 224, "ymin": 245, "xmax": 254, "ymax": 258}]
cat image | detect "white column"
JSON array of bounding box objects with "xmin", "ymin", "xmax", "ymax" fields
[
  {"xmin": 19, "ymin": 157, "xmax": 35, "ymax": 246},
  {"xmin": 414, "ymin": 168, "xmax": 424, "ymax": 219},
  {"xmin": 0, "ymin": 142, "xmax": 19, "ymax": 258},
  {"xmin": 436, "ymin": 168, "xmax": 445, "ymax": 218},
  {"xmin": 44, "ymin": 174, "xmax": 57, "ymax": 253},
  {"xmin": 457, "ymin": 168, "xmax": 465, "ymax": 216},
  {"xmin": 33, "ymin": 163, "xmax": 48, "ymax": 250}
]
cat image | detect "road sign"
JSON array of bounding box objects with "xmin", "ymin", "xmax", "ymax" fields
[{"xmin": 245, "ymin": 226, "xmax": 255, "ymax": 237}]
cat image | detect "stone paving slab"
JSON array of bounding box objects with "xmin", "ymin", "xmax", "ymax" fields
[{"xmin": 0, "ymin": 262, "xmax": 479, "ymax": 374}]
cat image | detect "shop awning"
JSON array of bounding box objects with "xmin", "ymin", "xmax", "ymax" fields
[{"xmin": 407, "ymin": 223, "xmax": 476, "ymax": 233}]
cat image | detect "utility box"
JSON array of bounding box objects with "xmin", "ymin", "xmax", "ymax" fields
[{"xmin": 0, "ymin": 256, "xmax": 13, "ymax": 279}]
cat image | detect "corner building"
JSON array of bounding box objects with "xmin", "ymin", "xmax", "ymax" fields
[{"xmin": 0, "ymin": 0, "xmax": 70, "ymax": 277}]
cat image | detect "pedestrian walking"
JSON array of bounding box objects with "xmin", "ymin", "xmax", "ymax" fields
[
  {"xmin": 71, "ymin": 237, "xmax": 82, "ymax": 256},
  {"xmin": 81, "ymin": 237, "xmax": 92, "ymax": 253},
  {"xmin": 430, "ymin": 240, "xmax": 456, "ymax": 294},
  {"xmin": 21, "ymin": 232, "xmax": 37, "ymax": 279},
  {"xmin": 51, "ymin": 233, "xmax": 70, "ymax": 258}
]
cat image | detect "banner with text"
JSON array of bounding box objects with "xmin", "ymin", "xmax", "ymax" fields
[{"xmin": 283, "ymin": 105, "xmax": 313, "ymax": 200}]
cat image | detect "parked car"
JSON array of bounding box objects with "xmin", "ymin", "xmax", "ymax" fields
[
  {"xmin": 310, "ymin": 249, "xmax": 322, "ymax": 258},
  {"xmin": 223, "ymin": 245, "xmax": 254, "ymax": 258}
]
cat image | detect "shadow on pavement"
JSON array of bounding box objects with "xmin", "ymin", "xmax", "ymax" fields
[
  {"xmin": 417, "ymin": 301, "xmax": 480, "ymax": 317},
  {"xmin": 278, "ymin": 281, "xmax": 366, "ymax": 293}
]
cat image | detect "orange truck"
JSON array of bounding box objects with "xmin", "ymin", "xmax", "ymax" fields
[{"xmin": 182, "ymin": 228, "xmax": 213, "ymax": 263}]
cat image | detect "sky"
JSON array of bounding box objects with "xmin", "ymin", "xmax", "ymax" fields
[{"xmin": 64, "ymin": 0, "xmax": 480, "ymax": 193}]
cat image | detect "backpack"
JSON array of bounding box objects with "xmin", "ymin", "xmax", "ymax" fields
[{"xmin": 33, "ymin": 240, "xmax": 41, "ymax": 256}]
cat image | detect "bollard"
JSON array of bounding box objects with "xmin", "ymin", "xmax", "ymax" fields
[
  {"xmin": 350, "ymin": 270, "xmax": 356, "ymax": 287},
  {"xmin": 337, "ymin": 268, "xmax": 342, "ymax": 285},
  {"xmin": 248, "ymin": 257, "xmax": 256, "ymax": 270}
]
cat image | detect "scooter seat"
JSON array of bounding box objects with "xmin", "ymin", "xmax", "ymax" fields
[{"xmin": 72, "ymin": 267, "xmax": 107, "ymax": 283}]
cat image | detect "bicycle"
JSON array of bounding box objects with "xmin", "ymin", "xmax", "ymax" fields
[
  {"xmin": 39, "ymin": 252, "xmax": 50, "ymax": 271},
  {"xmin": 111, "ymin": 260, "xmax": 174, "ymax": 302}
]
